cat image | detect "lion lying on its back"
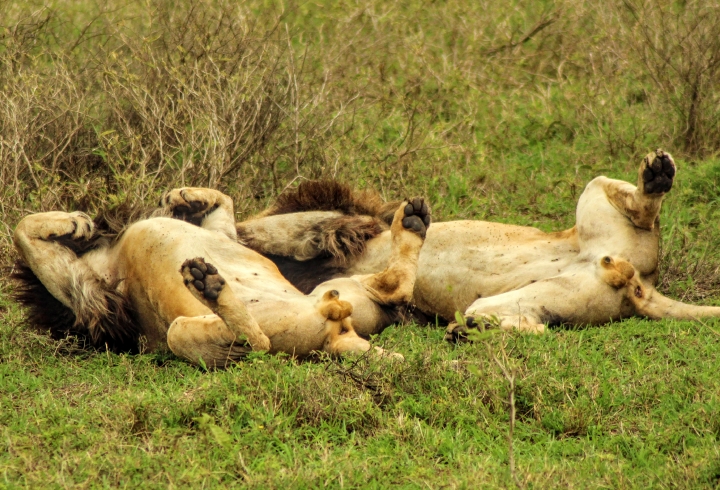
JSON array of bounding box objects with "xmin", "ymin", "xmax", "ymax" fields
[
  {"xmin": 12, "ymin": 187, "xmax": 431, "ymax": 366},
  {"xmin": 237, "ymin": 149, "xmax": 720, "ymax": 336}
]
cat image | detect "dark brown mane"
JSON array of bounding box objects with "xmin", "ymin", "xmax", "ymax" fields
[
  {"xmin": 9, "ymin": 201, "xmax": 155, "ymax": 353},
  {"xmin": 10, "ymin": 259, "xmax": 142, "ymax": 353},
  {"xmin": 264, "ymin": 180, "xmax": 401, "ymax": 225}
]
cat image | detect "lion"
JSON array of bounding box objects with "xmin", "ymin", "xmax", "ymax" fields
[
  {"xmin": 235, "ymin": 149, "xmax": 720, "ymax": 337},
  {"xmin": 11, "ymin": 187, "xmax": 431, "ymax": 366}
]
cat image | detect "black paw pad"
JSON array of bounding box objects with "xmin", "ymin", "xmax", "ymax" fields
[
  {"xmin": 181, "ymin": 257, "xmax": 225, "ymax": 301},
  {"xmin": 643, "ymin": 152, "xmax": 675, "ymax": 194},
  {"xmin": 167, "ymin": 190, "xmax": 216, "ymax": 218},
  {"xmin": 172, "ymin": 200, "xmax": 209, "ymax": 217},
  {"xmin": 444, "ymin": 317, "xmax": 480, "ymax": 343},
  {"xmin": 402, "ymin": 197, "xmax": 431, "ymax": 238}
]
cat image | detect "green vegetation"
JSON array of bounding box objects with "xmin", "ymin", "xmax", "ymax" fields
[
  {"xmin": 2, "ymin": 303, "xmax": 720, "ymax": 487},
  {"xmin": 2, "ymin": 0, "xmax": 720, "ymax": 487}
]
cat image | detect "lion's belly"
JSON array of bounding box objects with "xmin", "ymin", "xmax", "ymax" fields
[
  {"xmin": 348, "ymin": 221, "xmax": 581, "ymax": 320},
  {"xmin": 112, "ymin": 218, "xmax": 336, "ymax": 354},
  {"xmin": 113, "ymin": 218, "xmax": 306, "ymax": 327}
]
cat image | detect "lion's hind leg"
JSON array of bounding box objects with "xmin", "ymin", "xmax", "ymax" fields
[
  {"xmin": 167, "ymin": 315, "xmax": 253, "ymax": 368},
  {"xmin": 638, "ymin": 149, "xmax": 676, "ymax": 196},
  {"xmin": 323, "ymin": 315, "xmax": 404, "ymax": 360},
  {"xmin": 313, "ymin": 290, "xmax": 402, "ymax": 359},
  {"xmin": 179, "ymin": 257, "xmax": 271, "ymax": 352},
  {"xmin": 598, "ymin": 149, "xmax": 676, "ymax": 230}
]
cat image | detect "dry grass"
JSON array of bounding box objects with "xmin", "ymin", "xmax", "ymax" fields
[
  {"xmin": 620, "ymin": 0, "xmax": 720, "ymax": 155},
  {"xmin": 2, "ymin": 0, "xmax": 720, "ymax": 266}
]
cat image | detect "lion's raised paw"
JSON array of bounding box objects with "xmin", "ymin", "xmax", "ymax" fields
[
  {"xmin": 181, "ymin": 257, "xmax": 225, "ymax": 301},
  {"xmin": 402, "ymin": 197, "xmax": 431, "ymax": 238},
  {"xmin": 67, "ymin": 212, "xmax": 95, "ymax": 240},
  {"xmin": 163, "ymin": 188, "xmax": 218, "ymax": 218},
  {"xmin": 642, "ymin": 150, "xmax": 675, "ymax": 195}
]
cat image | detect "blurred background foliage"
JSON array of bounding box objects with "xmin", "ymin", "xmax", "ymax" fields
[{"xmin": 1, "ymin": 0, "xmax": 720, "ymax": 263}]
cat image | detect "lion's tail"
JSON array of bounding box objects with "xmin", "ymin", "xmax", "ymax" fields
[{"xmin": 631, "ymin": 282, "xmax": 720, "ymax": 321}]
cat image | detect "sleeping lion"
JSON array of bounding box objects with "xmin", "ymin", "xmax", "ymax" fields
[
  {"xmin": 12, "ymin": 187, "xmax": 430, "ymax": 365},
  {"xmin": 237, "ymin": 149, "xmax": 720, "ymax": 337}
]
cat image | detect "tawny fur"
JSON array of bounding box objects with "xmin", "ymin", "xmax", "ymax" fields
[
  {"xmin": 236, "ymin": 149, "xmax": 720, "ymax": 335},
  {"xmin": 239, "ymin": 180, "xmax": 404, "ymax": 264},
  {"xmin": 12, "ymin": 187, "xmax": 429, "ymax": 366},
  {"xmin": 10, "ymin": 202, "xmax": 165, "ymax": 351},
  {"xmin": 255, "ymin": 179, "xmax": 400, "ymax": 224},
  {"xmin": 238, "ymin": 214, "xmax": 385, "ymax": 264}
]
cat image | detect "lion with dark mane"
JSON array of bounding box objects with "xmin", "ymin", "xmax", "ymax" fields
[
  {"xmin": 237, "ymin": 150, "xmax": 720, "ymax": 337},
  {"xmin": 12, "ymin": 187, "xmax": 431, "ymax": 366}
]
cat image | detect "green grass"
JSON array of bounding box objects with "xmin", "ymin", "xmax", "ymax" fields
[
  {"xmin": 3, "ymin": 147, "xmax": 720, "ymax": 489},
  {"xmin": 2, "ymin": 298, "xmax": 720, "ymax": 487},
  {"xmin": 0, "ymin": 143, "xmax": 720, "ymax": 488},
  {"xmin": 3, "ymin": 149, "xmax": 720, "ymax": 487}
]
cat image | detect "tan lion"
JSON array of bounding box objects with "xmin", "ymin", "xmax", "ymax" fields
[
  {"xmin": 236, "ymin": 149, "xmax": 720, "ymax": 337},
  {"xmin": 12, "ymin": 187, "xmax": 431, "ymax": 366}
]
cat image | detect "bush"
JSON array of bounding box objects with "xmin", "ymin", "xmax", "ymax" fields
[{"xmin": 3, "ymin": 0, "xmax": 720, "ymax": 261}]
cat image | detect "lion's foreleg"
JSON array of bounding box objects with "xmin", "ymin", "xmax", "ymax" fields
[
  {"xmin": 13, "ymin": 212, "xmax": 110, "ymax": 324},
  {"xmin": 445, "ymin": 312, "xmax": 545, "ymax": 342}
]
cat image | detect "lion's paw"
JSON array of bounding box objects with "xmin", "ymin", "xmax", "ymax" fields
[
  {"xmin": 444, "ymin": 316, "xmax": 483, "ymax": 343},
  {"xmin": 181, "ymin": 257, "xmax": 225, "ymax": 302},
  {"xmin": 43, "ymin": 212, "xmax": 94, "ymax": 241},
  {"xmin": 163, "ymin": 188, "xmax": 217, "ymax": 218},
  {"xmin": 642, "ymin": 149, "xmax": 675, "ymax": 195},
  {"xmin": 67, "ymin": 212, "xmax": 95, "ymax": 240},
  {"xmin": 402, "ymin": 197, "xmax": 431, "ymax": 239},
  {"xmin": 317, "ymin": 289, "xmax": 353, "ymax": 321}
]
